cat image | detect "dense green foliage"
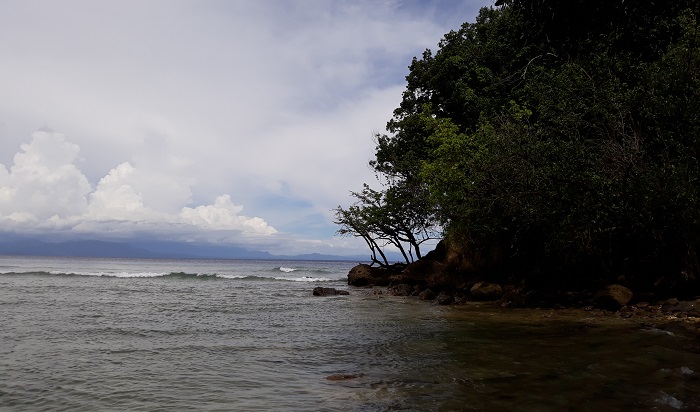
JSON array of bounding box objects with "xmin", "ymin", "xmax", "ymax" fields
[{"xmin": 338, "ymin": 0, "xmax": 700, "ymax": 292}]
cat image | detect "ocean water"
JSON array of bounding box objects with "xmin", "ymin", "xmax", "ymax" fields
[{"xmin": 1, "ymin": 255, "xmax": 699, "ymax": 411}]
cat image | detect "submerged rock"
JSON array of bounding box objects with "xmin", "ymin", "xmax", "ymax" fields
[
  {"xmin": 593, "ymin": 284, "xmax": 633, "ymax": 310},
  {"xmin": 312, "ymin": 287, "xmax": 349, "ymax": 296},
  {"xmin": 325, "ymin": 374, "xmax": 360, "ymax": 381}
]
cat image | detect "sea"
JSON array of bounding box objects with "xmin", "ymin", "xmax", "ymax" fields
[{"xmin": 1, "ymin": 255, "xmax": 699, "ymax": 411}]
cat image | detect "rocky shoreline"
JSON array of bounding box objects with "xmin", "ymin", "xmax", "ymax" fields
[{"xmin": 345, "ymin": 257, "xmax": 700, "ymax": 338}]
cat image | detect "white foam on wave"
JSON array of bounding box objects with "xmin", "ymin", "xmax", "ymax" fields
[
  {"xmin": 217, "ymin": 274, "xmax": 251, "ymax": 279},
  {"xmin": 279, "ymin": 267, "xmax": 297, "ymax": 273},
  {"xmin": 274, "ymin": 276, "xmax": 333, "ymax": 282},
  {"xmin": 112, "ymin": 272, "xmax": 171, "ymax": 278},
  {"xmin": 33, "ymin": 270, "xmax": 343, "ymax": 282},
  {"xmin": 49, "ymin": 270, "xmax": 169, "ymax": 278},
  {"xmin": 656, "ymin": 391, "xmax": 684, "ymax": 409},
  {"xmin": 680, "ymin": 366, "xmax": 695, "ymax": 375}
]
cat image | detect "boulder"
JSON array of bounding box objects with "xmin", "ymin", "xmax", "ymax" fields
[
  {"xmin": 690, "ymin": 306, "xmax": 700, "ymax": 318},
  {"xmin": 313, "ymin": 287, "xmax": 349, "ymax": 296},
  {"xmin": 436, "ymin": 292, "xmax": 455, "ymax": 305},
  {"xmin": 593, "ymin": 284, "xmax": 633, "ymax": 310},
  {"xmin": 393, "ymin": 259, "xmax": 447, "ymax": 288},
  {"xmin": 676, "ymin": 300, "xmax": 700, "ymax": 317},
  {"xmin": 418, "ymin": 289, "xmax": 436, "ymax": 300},
  {"xmin": 347, "ymin": 264, "xmax": 374, "ymax": 286},
  {"xmin": 403, "ymin": 259, "xmax": 443, "ymax": 276},
  {"xmin": 664, "ymin": 298, "xmax": 680, "ymax": 307},
  {"xmin": 421, "ymin": 239, "xmax": 447, "ymax": 261},
  {"xmin": 387, "ymin": 283, "xmax": 413, "ymax": 296},
  {"xmin": 347, "ymin": 264, "xmax": 394, "ymax": 287},
  {"xmin": 470, "ymin": 282, "xmax": 504, "ymax": 301}
]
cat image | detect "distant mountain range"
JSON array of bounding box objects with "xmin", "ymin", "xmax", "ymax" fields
[{"xmin": 0, "ymin": 238, "xmax": 374, "ymax": 262}]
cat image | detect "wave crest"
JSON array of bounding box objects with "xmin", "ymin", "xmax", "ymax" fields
[{"xmin": 1, "ymin": 270, "xmax": 343, "ymax": 282}]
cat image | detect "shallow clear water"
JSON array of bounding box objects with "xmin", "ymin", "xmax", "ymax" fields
[{"xmin": 1, "ymin": 256, "xmax": 699, "ymax": 411}]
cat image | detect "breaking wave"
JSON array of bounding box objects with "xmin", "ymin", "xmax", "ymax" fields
[{"xmin": 0, "ymin": 270, "xmax": 339, "ymax": 282}]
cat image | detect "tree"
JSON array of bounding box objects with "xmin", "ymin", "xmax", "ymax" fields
[
  {"xmin": 333, "ymin": 200, "xmax": 390, "ymax": 267},
  {"xmin": 334, "ymin": 183, "xmax": 440, "ymax": 267},
  {"xmin": 341, "ymin": 1, "xmax": 700, "ymax": 293}
]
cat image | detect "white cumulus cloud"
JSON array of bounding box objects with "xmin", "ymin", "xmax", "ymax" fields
[
  {"xmin": 0, "ymin": 132, "xmax": 277, "ymax": 238},
  {"xmin": 181, "ymin": 194, "xmax": 277, "ymax": 235},
  {"xmin": 0, "ymin": 131, "xmax": 91, "ymax": 221}
]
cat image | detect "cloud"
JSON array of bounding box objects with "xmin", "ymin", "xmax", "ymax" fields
[
  {"xmin": 0, "ymin": 131, "xmax": 91, "ymax": 221},
  {"xmin": 88, "ymin": 163, "xmax": 147, "ymax": 219},
  {"xmin": 88, "ymin": 161, "xmax": 193, "ymax": 218},
  {"xmin": 0, "ymin": 0, "xmax": 485, "ymax": 254},
  {"xmin": 0, "ymin": 132, "xmax": 278, "ymax": 239},
  {"xmin": 181, "ymin": 195, "xmax": 277, "ymax": 235}
]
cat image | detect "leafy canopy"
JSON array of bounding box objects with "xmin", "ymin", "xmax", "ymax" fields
[{"xmin": 338, "ymin": 0, "xmax": 700, "ymax": 289}]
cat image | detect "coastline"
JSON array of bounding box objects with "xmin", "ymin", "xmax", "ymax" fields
[
  {"xmin": 347, "ymin": 285, "xmax": 700, "ymax": 356},
  {"xmin": 348, "ymin": 261, "xmax": 700, "ymax": 342}
]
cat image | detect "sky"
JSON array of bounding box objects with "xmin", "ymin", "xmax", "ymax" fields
[{"xmin": 0, "ymin": 0, "xmax": 489, "ymax": 256}]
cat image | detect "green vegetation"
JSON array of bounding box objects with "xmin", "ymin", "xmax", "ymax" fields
[
  {"xmin": 336, "ymin": 0, "xmax": 700, "ymax": 294},
  {"xmin": 334, "ymin": 183, "xmax": 440, "ymax": 266}
]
